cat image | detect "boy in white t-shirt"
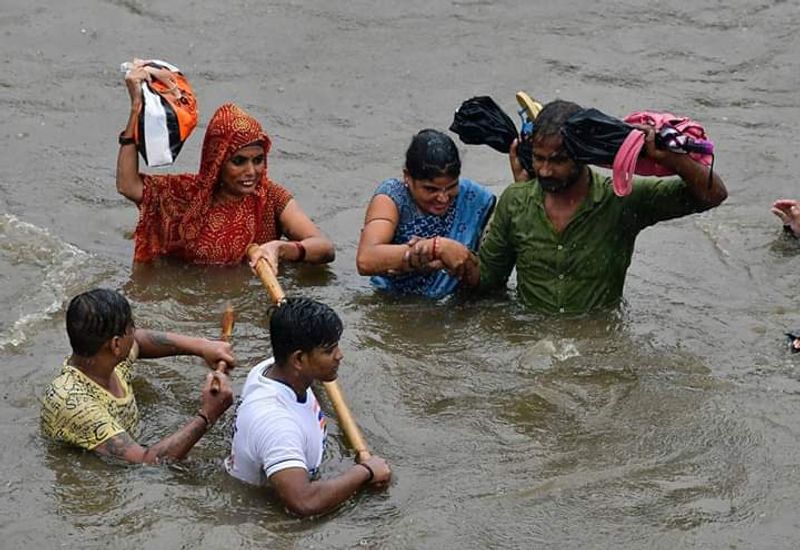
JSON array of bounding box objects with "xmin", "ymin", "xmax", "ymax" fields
[{"xmin": 226, "ymin": 297, "xmax": 391, "ymax": 517}]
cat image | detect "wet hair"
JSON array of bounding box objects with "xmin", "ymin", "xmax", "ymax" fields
[
  {"xmin": 269, "ymin": 297, "xmax": 343, "ymax": 364},
  {"xmin": 532, "ymin": 100, "xmax": 584, "ymax": 143},
  {"xmin": 405, "ymin": 129, "xmax": 461, "ymax": 181},
  {"xmin": 66, "ymin": 288, "xmax": 133, "ymax": 357}
]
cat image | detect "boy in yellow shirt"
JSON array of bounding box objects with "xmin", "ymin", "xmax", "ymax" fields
[{"xmin": 41, "ymin": 288, "xmax": 234, "ymax": 463}]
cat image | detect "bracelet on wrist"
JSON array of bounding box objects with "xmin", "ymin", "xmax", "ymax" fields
[
  {"xmin": 196, "ymin": 411, "xmax": 211, "ymax": 428},
  {"xmin": 118, "ymin": 131, "xmax": 136, "ymax": 146},
  {"xmin": 357, "ymin": 462, "xmax": 374, "ymax": 483},
  {"xmin": 292, "ymin": 240, "xmax": 307, "ymax": 262}
]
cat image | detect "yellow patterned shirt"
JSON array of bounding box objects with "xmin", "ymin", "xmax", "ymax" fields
[{"xmin": 41, "ymin": 346, "xmax": 140, "ymax": 450}]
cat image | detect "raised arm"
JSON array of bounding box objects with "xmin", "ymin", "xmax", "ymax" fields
[
  {"xmin": 269, "ymin": 455, "xmax": 391, "ymax": 518},
  {"xmin": 94, "ymin": 372, "xmax": 233, "ymax": 464},
  {"xmin": 116, "ymin": 63, "xmax": 148, "ymax": 204},
  {"xmin": 248, "ymin": 199, "xmax": 335, "ymax": 273},
  {"xmin": 509, "ymin": 138, "xmax": 532, "ymax": 183},
  {"xmin": 134, "ymin": 329, "xmax": 235, "ymax": 371},
  {"xmin": 640, "ymin": 126, "xmax": 727, "ymax": 208}
]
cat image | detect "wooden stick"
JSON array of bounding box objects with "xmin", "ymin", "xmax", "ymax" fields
[
  {"xmin": 246, "ymin": 244, "xmax": 371, "ymax": 461},
  {"xmin": 210, "ymin": 304, "xmax": 235, "ymax": 394}
]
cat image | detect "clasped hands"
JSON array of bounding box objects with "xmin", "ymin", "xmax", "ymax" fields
[{"xmin": 392, "ymin": 236, "xmax": 477, "ymax": 280}]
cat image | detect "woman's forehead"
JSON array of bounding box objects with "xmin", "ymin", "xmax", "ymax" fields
[
  {"xmin": 232, "ymin": 143, "xmax": 265, "ymax": 157},
  {"xmin": 416, "ymin": 174, "xmax": 459, "ymax": 188}
]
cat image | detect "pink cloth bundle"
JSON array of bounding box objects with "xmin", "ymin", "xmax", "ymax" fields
[{"xmin": 612, "ymin": 111, "xmax": 714, "ymax": 197}]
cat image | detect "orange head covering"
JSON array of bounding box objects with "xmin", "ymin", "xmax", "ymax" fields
[
  {"xmin": 134, "ymin": 103, "xmax": 292, "ymax": 264},
  {"xmin": 181, "ymin": 103, "xmax": 273, "ymax": 241}
]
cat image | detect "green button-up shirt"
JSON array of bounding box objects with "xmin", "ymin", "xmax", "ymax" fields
[{"xmin": 478, "ymin": 170, "xmax": 709, "ymax": 314}]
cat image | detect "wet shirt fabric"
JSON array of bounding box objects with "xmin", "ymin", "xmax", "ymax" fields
[
  {"xmin": 134, "ymin": 103, "xmax": 293, "ymax": 264},
  {"xmin": 370, "ymin": 177, "xmax": 496, "ymax": 298},
  {"xmin": 40, "ymin": 347, "xmax": 139, "ymax": 450},
  {"xmin": 225, "ymin": 359, "xmax": 327, "ymax": 487},
  {"xmin": 478, "ymin": 170, "xmax": 708, "ymax": 313}
]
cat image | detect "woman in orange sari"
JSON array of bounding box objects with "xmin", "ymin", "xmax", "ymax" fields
[{"xmin": 116, "ymin": 67, "xmax": 334, "ymax": 270}]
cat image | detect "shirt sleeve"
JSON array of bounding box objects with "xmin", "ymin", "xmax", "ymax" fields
[
  {"xmin": 251, "ymin": 413, "xmax": 308, "ymax": 479},
  {"xmin": 623, "ymin": 176, "xmax": 709, "ymax": 232},
  {"xmin": 268, "ymin": 181, "xmax": 294, "ymax": 212},
  {"xmin": 373, "ymin": 178, "xmax": 402, "ymax": 200},
  {"xmin": 265, "ymin": 181, "xmax": 294, "ymax": 233},
  {"xmin": 478, "ymin": 186, "xmax": 517, "ymax": 290}
]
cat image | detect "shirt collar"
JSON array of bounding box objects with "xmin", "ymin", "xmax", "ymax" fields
[{"xmin": 261, "ymin": 361, "xmax": 308, "ymax": 404}]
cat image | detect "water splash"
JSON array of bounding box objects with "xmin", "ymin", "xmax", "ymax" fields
[{"xmin": 0, "ymin": 214, "xmax": 93, "ymax": 350}]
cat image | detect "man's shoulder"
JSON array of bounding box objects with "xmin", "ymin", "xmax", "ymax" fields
[
  {"xmin": 502, "ymin": 180, "xmax": 535, "ymax": 193},
  {"xmin": 495, "ymin": 180, "xmax": 539, "ymax": 208},
  {"xmin": 237, "ymin": 364, "xmax": 299, "ymax": 424},
  {"xmin": 374, "ymin": 178, "xmax": 405, "ymax": 203},
  {"xmin": 42, "ymin": 365, "xmax": 90, "ymax": 404},
  {"xmin": 234, "ymin": 390, "xmax": 304, "ymax": 448}
]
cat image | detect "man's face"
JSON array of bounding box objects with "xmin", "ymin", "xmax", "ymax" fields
[
  {"xmin": 532, "ymin": 135, "xmax": 582, "ymax": 193},
  {"xmin": 301, "ymin": 342, "xmax": 344, "ymax": 383}
]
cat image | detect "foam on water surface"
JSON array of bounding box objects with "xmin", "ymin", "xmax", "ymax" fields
[{"xmin": 0, "ymin": 213, "xmax": 93, "ymax": 350}]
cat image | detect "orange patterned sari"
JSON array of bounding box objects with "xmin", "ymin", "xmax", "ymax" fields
[{"xmin": 133, "ymin": 103, "xmax": 293, "ymax": 264}]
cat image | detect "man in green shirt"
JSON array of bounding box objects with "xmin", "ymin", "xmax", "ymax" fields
[{"xmin": 466, "ymin": 100, "xmax": 727, "ymax": 314}]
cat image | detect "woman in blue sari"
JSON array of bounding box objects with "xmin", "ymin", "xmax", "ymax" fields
[{"xmin": 357, "ymin": 129, "xmax": 495, "ymax": 298}]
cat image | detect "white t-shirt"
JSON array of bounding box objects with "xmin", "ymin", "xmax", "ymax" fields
[{"xmin": 225, "ymin": 359, "xmax": 327, "ymax": 486}]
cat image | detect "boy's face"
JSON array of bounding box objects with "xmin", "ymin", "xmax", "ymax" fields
[{"xmin": 301, "ymin": 342, "xmax": 343, "ymax": 383}]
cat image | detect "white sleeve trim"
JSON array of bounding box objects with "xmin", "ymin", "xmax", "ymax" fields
[
  {"xmin": 253, "ymin": 416, "xmax": 308, "ymax": 479},
  {"xmin": 265, "ymin": 458, "xmax": 308, "ymax": 478}
]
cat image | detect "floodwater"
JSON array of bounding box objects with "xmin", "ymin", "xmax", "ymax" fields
[{"xmin": 2, "ymin": 0, "xmax": 799, "ymax": 548}]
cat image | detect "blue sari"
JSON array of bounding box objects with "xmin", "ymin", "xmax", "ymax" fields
[{"xmin": 370, "ymin": 177, "xmax": 496, "ymax": 299}]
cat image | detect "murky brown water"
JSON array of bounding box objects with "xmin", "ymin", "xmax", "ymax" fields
[{"xmin": 2, "ymin": 0, "xmax": 800, "ymax": 547}]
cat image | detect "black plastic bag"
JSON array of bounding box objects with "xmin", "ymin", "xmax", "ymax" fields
[
  {"xmin": 450, "ymin": 96, "xmax": 518, "ymax": 153},
  {"xmin": 560, "ymin": 108, "xmax": 634, "ymax": 165},
  {"xmin": 450, "ymin": 96, "xmax": 533, "ymax": 175}
]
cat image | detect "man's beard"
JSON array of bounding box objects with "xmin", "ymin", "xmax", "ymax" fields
[{"xmin": 538, "ymin": 164, "xmax": 584, "ymax": 193}]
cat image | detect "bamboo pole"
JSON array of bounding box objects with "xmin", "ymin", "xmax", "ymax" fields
[{"xmin": 210, "ymin": 304, "xmax": 235, "ymax": 394}]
